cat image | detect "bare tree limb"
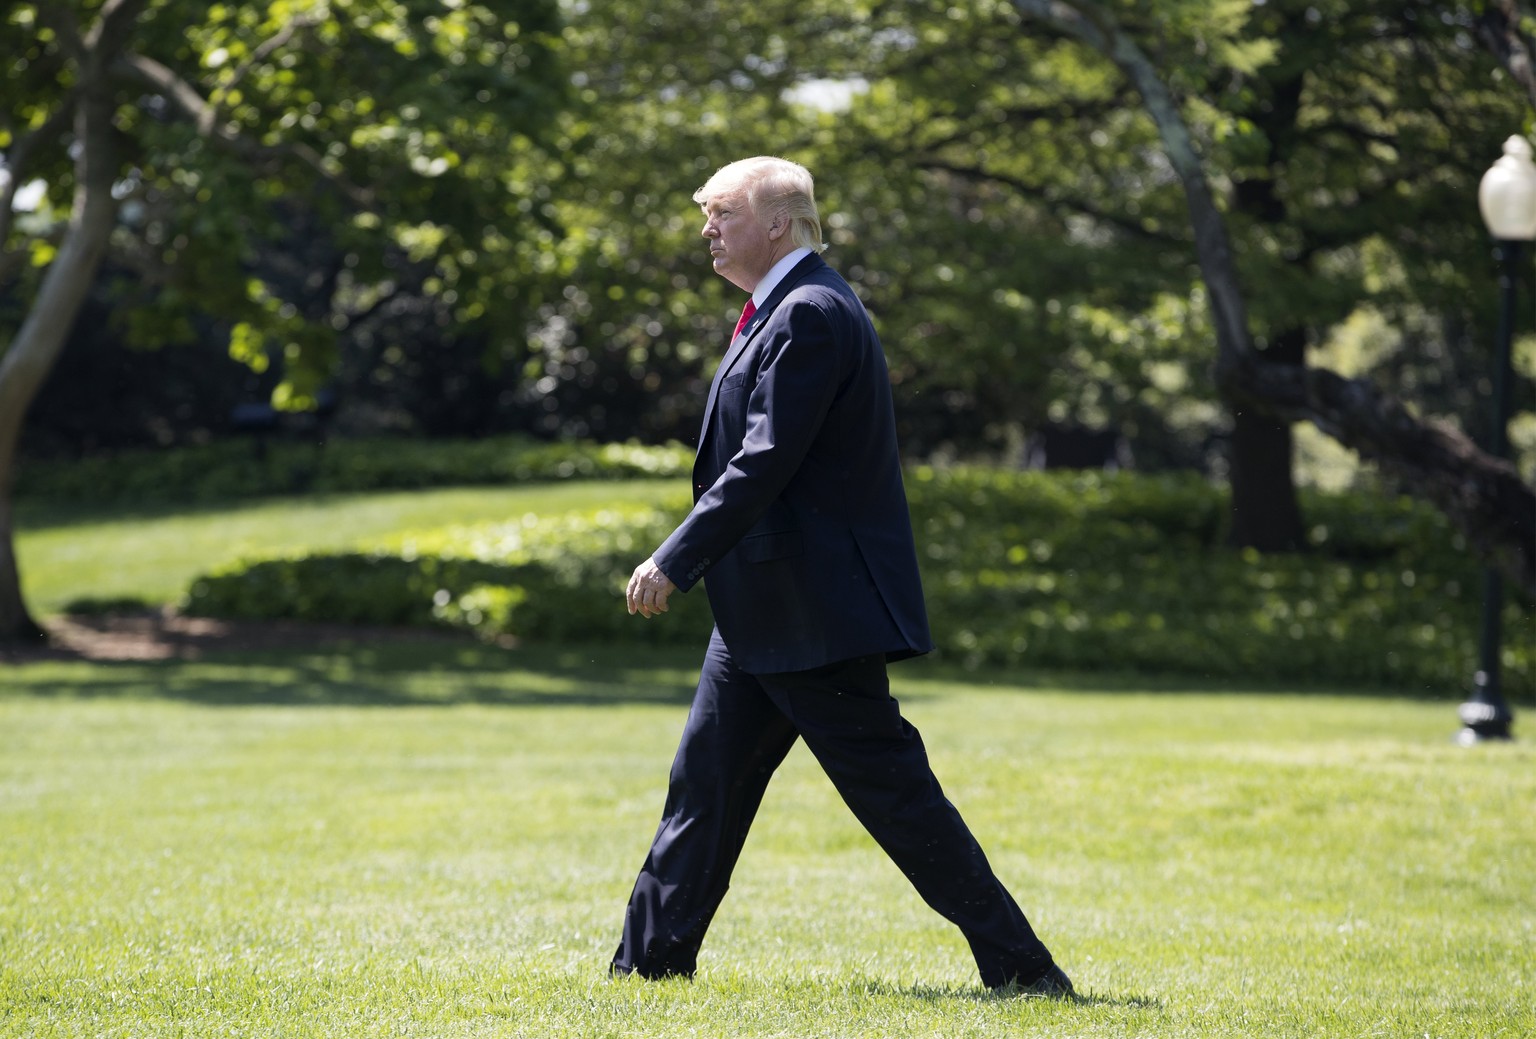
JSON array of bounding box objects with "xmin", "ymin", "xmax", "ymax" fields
[
  {"xmin": 917, "ymin": 156, "xmax": 1188, "ymax": 246},
  {"xmin": 83, "ymin": 0, "xmax": 151, "ymax": 52},
  {"xmin": 117, "ymin": 52, "xmax": 220, "ymax": 134},
  {"xmin": 113, "ymin": 52, "xmax": 376, "ymax": 210}
]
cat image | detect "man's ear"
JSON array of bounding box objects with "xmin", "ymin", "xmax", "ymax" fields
[{"xmin": 767, "ymin": 217, "xmax": 786, "ymax": 240}]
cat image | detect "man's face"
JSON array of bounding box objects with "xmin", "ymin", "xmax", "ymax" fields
[{"xmin": 699, "ymin": 188, "xmax": 782, "ymax": 293}]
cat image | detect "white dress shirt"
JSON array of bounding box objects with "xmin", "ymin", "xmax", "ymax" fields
[{"xmin": 750, "ymin": 247, "xmax": 814, "ymax": 309}]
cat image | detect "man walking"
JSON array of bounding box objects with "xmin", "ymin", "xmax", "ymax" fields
[{"xmin": 613, "ymin": 156, "xmax": 1073, "ymax": 996}]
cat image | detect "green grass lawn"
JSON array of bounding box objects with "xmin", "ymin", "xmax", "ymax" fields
[
  {"xmin": 3, "ymin": 641, "xmax": 1531, "ymax": 1038},
  {"xmin": 14, "ymin": 481, "xmax": 688, "ymax": 615}
]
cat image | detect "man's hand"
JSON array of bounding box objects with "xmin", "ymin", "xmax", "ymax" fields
[{"xmin": 626, "ymin": 557, "xmax": 677, "ymax": 618}]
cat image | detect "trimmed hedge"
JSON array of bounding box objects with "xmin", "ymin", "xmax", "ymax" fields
[
  {"xmin": 183, "ymin": 468, "xmax": 1533, "ymax": 698},
  {"xmin": 901, "ymin": 467, "xmax": 1497, "ymax": 691},
  {"xmin": 185, "ymin": 507, "xmax": 713, "ymax": 645},
  {"xmin": 17, "ymin": 436, "xmax": 691, "ymax": 506}
]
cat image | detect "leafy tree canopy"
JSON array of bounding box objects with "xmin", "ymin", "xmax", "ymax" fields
[{"xmin": 1, "ymin": 0, "xmax": 567, "ymax": 407}]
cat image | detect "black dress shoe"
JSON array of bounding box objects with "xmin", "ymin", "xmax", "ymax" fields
[{"xmin": 996, "ymin": 962, "xmax": 1076, "ymax": 998}]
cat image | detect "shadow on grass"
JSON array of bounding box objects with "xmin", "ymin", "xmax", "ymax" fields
[
  {"xmin": 852, "ymin": 976, "xmax": 1162, "ymax": 1010},
  {"xmin": 899, "ymin": 653, "xmax": 1479, "ymax": 704},
  {"xmin": 5, "ymin": 624, "xmax": 1478, "ymax": 709},
  {"xmin": 3, "ymin": 639, "xmax": 707, "ymax": 709}
]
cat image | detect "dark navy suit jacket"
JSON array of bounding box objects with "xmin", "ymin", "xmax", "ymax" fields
[{"xmin": 653, "ymin": 253, "xmax": 933, "ymax": 674}]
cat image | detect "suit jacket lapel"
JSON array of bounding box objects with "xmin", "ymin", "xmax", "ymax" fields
[{"xmin": 698, "ymin": 254, "xmax": 828, "ymax": 439}]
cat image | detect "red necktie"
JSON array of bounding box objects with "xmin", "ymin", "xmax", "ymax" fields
[{"xmin": 732, "ymin": 299, "xmax": 756, "ymax": 340}]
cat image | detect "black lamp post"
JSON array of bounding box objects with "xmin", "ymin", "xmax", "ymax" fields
[{"xmin": 1457, "ymin": 136, "xmax": 1536, "ymax": 746}]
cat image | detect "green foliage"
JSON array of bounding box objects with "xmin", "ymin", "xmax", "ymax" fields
[
  {"xmin": 527, "ymin": 0, "xmax": 1531, "ymax": 465},
  {"xmin": 182, "ymin": 470, "xmax": 1532, "ymax": 698},
  {"xmin": 900, "ymin": 468, "xmax": 1497, "ymax": 693},
  {"xmin": 7, "ymin": 0, "xmax": 1527, "ymax": 461},
  {"xmin": 8, "ymin": 0, "xmax": 1527, "ymax": 464},
  {"xmin": 15, "ymin": 436, "xmax": 691, "ymax": 505},
  {"xmin": 2, "ymin": 0, "xmax": 569, "ymax": 402}
]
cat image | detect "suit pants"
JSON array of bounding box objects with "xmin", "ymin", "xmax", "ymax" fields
[{"xmin": 611, "ymin": 628, "xmax": 1053, "ymax": 987}]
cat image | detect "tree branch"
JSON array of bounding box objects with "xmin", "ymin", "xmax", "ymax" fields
[
  {"xmin": 345, "ymin": 282, "xmax": 414, "ymax": 330},
  {"xmin": 915, "ymin": 156, "xmax": 1186, "ymax": 247},
  {"xmin": 221, "ymin": 14, "xmax": 326, "ymax": 96},
  {"xmin": 1224, "ymin": 354, "xmax": 1535, "ymax": 591},
  {"xmin": 117, "ymin": 52, "xmax": 220, "ymax": 135},
  {"xmin": 113, "ymin": 52, "xmax": 375, "ymax": 210},
  {"xmin": 82, "ymin": 0, "xmax": 152, "ymax": 52}
]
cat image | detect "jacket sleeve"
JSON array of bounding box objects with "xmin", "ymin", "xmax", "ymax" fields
[{"xmin": 654, "ymin": 295, "xmax": 845, "ymax": 590}]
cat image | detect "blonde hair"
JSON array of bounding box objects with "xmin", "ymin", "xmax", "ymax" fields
[{"xmin": 693, "ymin": 156, "xmax": 827, "ymax": 253}]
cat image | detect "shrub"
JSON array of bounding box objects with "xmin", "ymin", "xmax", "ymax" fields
[
  {"xmin": 185, "ymin": 503, "xmax": 714, "ymax": 649},
  {"xmin": 182, "ymin": 470, "xmax": 1533, "ymax": 698}
]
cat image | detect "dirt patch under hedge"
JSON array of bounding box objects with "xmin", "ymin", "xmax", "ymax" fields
[{"xmin": 0, "ymin": 607, "xmax": 465, "ymax": 664}]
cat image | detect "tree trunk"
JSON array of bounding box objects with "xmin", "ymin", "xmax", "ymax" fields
[
  {"xmin": 0, "ymin": 473, "xmax": 43, "ymax": 643},
  {"xmin": 0, "ymin": 19, "xmax": 128, "ymax": 645},
  {"xmin": 1010, "ymin": 0, "xmax": 1283, "ymax": 544},
  {"xmin": 1476, "ymin": 0, "xmax": 1536, "ymax": 109},
  {"xmin": 1228, "ymin": 328, "xmax": 1307, "ymax": 551},
  {"xmin": 1226, "ymin": 52, "xmax": 1308, "ymax": 553}
]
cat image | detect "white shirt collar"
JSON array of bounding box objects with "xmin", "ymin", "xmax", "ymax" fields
[{"xmin": 751, "ymin": 247, "xmax": 814, "ymax": 308}]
